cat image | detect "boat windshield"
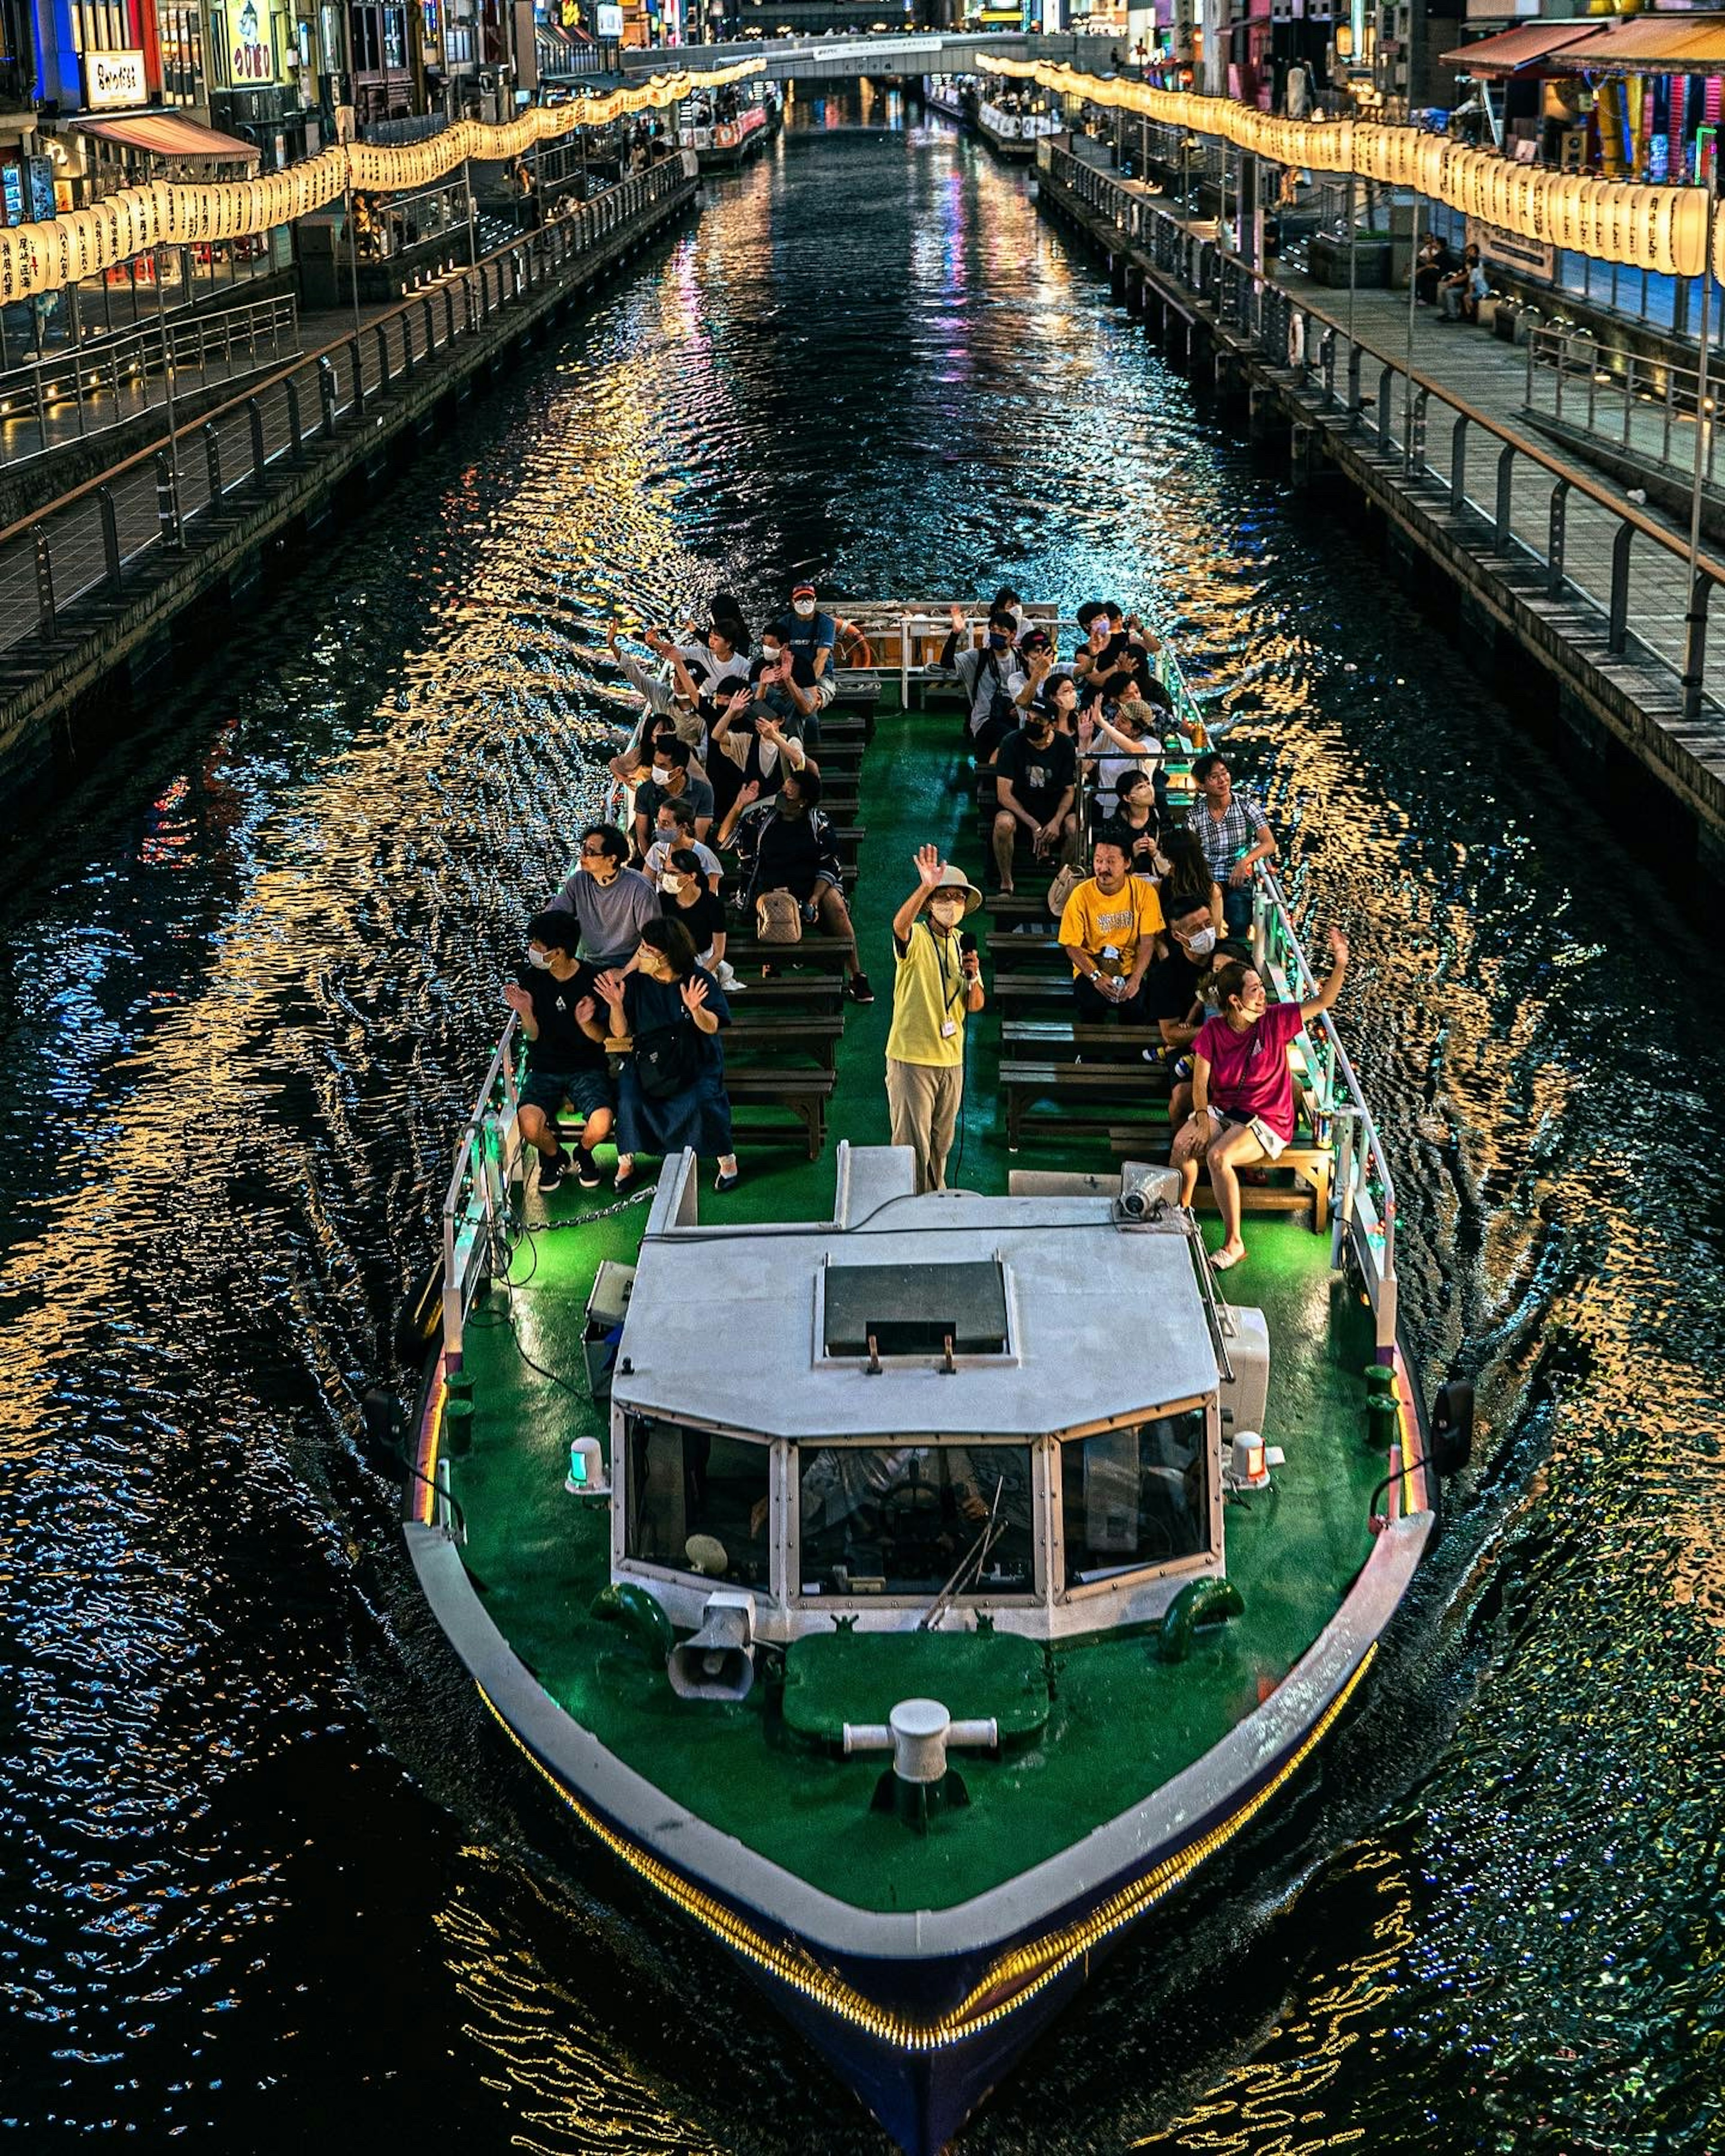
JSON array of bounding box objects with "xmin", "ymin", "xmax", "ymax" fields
[
  {"xmin": 1062, "ymin": 1412, "xmax": 1208, "ymax": 1584},
  {"xmin": 796, "ymin": 1443, "xmax": 1035, "ymax": 1599},
  {"xmin": 624, "ymin": 1417, "xmax": 771, "ymax": 1590}
]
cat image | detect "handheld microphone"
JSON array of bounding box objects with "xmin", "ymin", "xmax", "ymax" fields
[{"xmin": 959, "ymin": 932, "xmax": 977, "ymax": 955}]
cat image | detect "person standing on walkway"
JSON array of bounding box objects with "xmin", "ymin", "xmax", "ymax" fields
[{"xmin": 885, "ymin": 847, "xmax": 984, "ymax": 1193}]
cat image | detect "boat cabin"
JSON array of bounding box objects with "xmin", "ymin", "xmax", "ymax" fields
[{"xmin": 604, "ymin": 1145, "xmax": 1272, "ymax": 1643}]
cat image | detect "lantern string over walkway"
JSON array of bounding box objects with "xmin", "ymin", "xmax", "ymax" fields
[
  {"xmin": 0, "ymin": 57, "xmax": 764, "ymax": 306},
  {"xmin": 978, "ymin": 55, "xmax": 1717, "ymax": 285}
]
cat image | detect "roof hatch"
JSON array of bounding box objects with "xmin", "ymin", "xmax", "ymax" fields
[{"xmin": 822, "ymin": 1260, "xmax": 1010, "ymax": 1360}]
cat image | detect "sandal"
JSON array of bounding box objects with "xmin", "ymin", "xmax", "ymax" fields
[
  {"xmin": 1211, "ymin": 1246, "xmax": 1247, "ymax": 1272},
  {"xmin": 614, "ymin": 1161, "xmax": 637, "ymax": 1193},
  {"xmin": 714, "ymin": 1166, "xmax": 741, "ymax": 1194}
]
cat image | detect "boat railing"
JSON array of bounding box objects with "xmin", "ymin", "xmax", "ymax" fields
[
  {"xmin": 1253, "ymin": 863, "xmax": 1399, "ymax": 1348},
  {"xmin": 440, "ymin": 1014, "xmax": 523, "ymax": 1360}
]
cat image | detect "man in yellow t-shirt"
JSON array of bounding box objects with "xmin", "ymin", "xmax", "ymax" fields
[
  {"xmin": 1057, "ymin": 831, "xmax": 1164, "ymax": 1025},
  {"xmin": 884, "ymin": 846, "xmax": 986, "ymax": 1192}
]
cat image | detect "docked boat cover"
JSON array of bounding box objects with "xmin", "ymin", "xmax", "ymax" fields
[{"xmin": 72, "ymin": 114, "xmax": 262, "ymax": 165}]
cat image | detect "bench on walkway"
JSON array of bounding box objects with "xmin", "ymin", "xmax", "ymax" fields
[{"xmin": 724, "ymin": 1012, "xmax": 846, "ymax": 1072}]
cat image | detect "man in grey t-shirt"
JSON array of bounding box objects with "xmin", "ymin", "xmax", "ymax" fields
[{"xmin": 550, "ymin": 824, "xmax": 661, "ymax": 968}]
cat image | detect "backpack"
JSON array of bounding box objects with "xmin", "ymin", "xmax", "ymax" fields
[{"xmin": 754, "ymin": 888, "xmax": 804, "ymax": 945}]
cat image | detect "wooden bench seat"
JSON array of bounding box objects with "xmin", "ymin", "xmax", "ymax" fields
[
  {"xmin": 715, "ymin": 975, "xmax": 844, "ymax": 1012},
  {"xmin": 998, "ymin": 1058, "xmax": 1168, "ymax": 1153},
  {"xmin": 985, "ymin": 928, "xmax": 1069, "ymax": 971},
  {"xmin": 722, "ymin": 1013, "xmax": 845, "ymax": 1072},
  {"xmin": 1002, "ymin": 1020, "xmax": 1173, "ymax": 1071},
  {"xmin": 724, "ymin": 933, "xmax": 854, "ymax": 974},
  {"xmin": 723, "ymin": 1069, "xmax": 838, "ymax": 1158}
]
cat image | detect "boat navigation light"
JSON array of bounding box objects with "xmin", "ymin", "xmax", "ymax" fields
[{"xmin": 565, "ymin": 1434, "xmax": 609, "ymax": 1496}]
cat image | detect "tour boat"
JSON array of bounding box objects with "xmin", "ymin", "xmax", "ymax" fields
[{"xmin": 388, "ymin": 608, "xmax": 1469, "ymax": 2153}]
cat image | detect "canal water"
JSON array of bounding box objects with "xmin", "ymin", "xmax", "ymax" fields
[{"xmin": 4, "ymin": 89, "xmax": 1722, "ymax": 2154}]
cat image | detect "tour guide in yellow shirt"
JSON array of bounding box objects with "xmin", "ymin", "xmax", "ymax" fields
[
  {"xmin": 884, "ymin": 846, "xmax": 986, "ymax": 1192},
  {"xmin": 1057, "ymin": 831, "xmax": 1165, "ymax": 1024}
]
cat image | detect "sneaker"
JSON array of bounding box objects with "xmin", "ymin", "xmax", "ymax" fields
[
  {"xmin": 715, "ymin": 959, "xmax": 745, "ymax": 994},
  {"xmin": 575, "ymin": 1145, "xmax": 601, "ymax": 1189},
  {"xmin": 538, "ymin": 1147, "xmax": 572, "ymax": 1192},
  {"xmin": 845, "ymin": 972, "xmax": 875, "ymax": 1005}
]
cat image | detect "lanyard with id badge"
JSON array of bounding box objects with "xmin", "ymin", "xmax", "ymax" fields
[{"xmin": 929, "ymin": 924, "xmax": 964, "ymax": 1040}]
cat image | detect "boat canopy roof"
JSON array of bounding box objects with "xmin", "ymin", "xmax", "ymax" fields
[{"xmin": 612, "ymin": 1180, "xmax": 1218, "ymax": 1441}]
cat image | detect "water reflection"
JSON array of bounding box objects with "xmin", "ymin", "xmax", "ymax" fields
[{"xmin": 0, "ymin": 90, "xmax": 1722, "ymax": 2156}]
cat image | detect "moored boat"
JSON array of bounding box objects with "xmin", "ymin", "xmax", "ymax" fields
[{"xmin": 391, "ymin": 607, "xmax": 1470, "ymax": 2153}]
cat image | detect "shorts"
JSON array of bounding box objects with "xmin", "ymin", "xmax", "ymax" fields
[
  {"xmin": 973, "ymin": 710, "xmax": 1019, "ymax": 758},
  {"xmin": 519, "ymin": 1065, "xmax": 613, "ymax": 1121}
]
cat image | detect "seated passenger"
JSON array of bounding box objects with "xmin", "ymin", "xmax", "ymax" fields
[
  {"xmin": 1186, "ymin": 752, "xmax": 1276, "ymax": 938},
  {"xmin": 1168, "ymin": 932, "xmax": 1349, "ymax": 1269},
  {"xmin": 659, "ymin": 845, "xmax": 738, "ymax": 992},
  {"xmin": 722, "ymin": 768, "xmax": 873, "ymax": 1003},
  {"xmin": 1104, "ymin": 767, "xmax": 1163, "ymax": 872},
  {"xmin": 1143, "ymin": 893, "xmax": 1221, "ymax": 1051},
  {"xmin": 708, "ymin": 689, "xmax": 805, "ymax": 823},
  {"xmin": 606, "ymin": 618, "xmax": 705, "ymax": 752},
  {"xmin": 631, "ymin": 735, "xmax": 713, "ymax": 857},
  {"xmin": 991, "ymin": 703, "xmax": 1079, "ymax": 893},
  {"xmin": 586, "ymin": 916, "xmax": 740, "ymax": 1194},
  {"xmin": 1153, "ymin": 824, "xmax": 1225, "ymax": 940},
  {"xmin": 642, "ymin": 799, "xmax": 722, "ymax": 893},
  {"xmin": 1058, "ymin": 829, "xmax": 1164, "ymax": 1024},
  {"xmin": 765, "ymin": 580, "xmax": 839, "ymax": 722},
  {"xmin": 940, "ymin": 602, "xmax": 1031, "ymax": 763},
  {"xmin": 549, "ymin": 823, "xmax": 661, "ymax": 969},
  {"xmin": 502, "ymin": 910, "xmax": 614, "ymax": 1191},
  {"xmin": 748, "ymin": 627, "xmax": 823, "ymax": 743}
]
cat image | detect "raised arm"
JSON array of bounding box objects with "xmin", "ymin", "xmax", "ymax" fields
[
  {"xmin": 892, "ymin": 845, "xmax": 946, "ymax": 944},
  {"xmin": 1298, "ymin": 928, "xmax": 1349, "ymax": 1023}
]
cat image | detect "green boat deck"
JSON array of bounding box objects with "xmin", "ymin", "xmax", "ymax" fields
[{"xmin": 442, "ymin": 695, "xmax": 1385, "ymax": 1914}]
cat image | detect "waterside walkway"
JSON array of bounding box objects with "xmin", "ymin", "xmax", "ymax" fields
[{"xmin": 1046, "ymin": 134, "xmax": 1725, "ymax": 876}]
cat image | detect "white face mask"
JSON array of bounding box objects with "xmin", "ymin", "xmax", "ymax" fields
[
  {"xmin": 929, "ymin": 898, "xmax": 965, "ymax": 928},
  {"xmin": 526, "ymin": 947, "xmax": 553, "ymax": 969},
  {"xmin": 653, "ymin": 764, "xmax": 676, "ymax": 785},
  {"xmin": 761, "ymin": 645, "xmax": 781, "ymax": 664},
  {"xmin": 1183, "ymin": 925, "xmax": 1216, "ymax": 956},
  {"xmin": 793, "ymin": 599, "xmax": 815, "ymax": 619},
  {"xmin": 662, "ymin": 874, "xmax": 686, "ymax": 897}
]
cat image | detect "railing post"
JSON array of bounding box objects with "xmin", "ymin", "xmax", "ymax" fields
[
  {"xmin": 1451, "ymin": 412, "xmax": 1468, "ymax": 511},
  {"xmin": 318, "ymin": 354, "xmax": 337, "ymax": 436},
  {"xmin": 1493, "ymin": 442, "xmax": 1515, "ymax": 551},
  {"xmin": 1321, "ymin": 328, "xmax": 1335, "ymax": 404},
  {"xmin": 31, "ymin": 521, "xmax": 54, "ymax": 640},
  {"xmin": 422, "ymin": 295, "xmax": 436, "ymax": 357},
  {"xmin": 1622, "ymin": 353, "xmax": 1635, "ymax": 446},
  {"xmin": 349, "ymin": 334, "xmax": 366, "ymax": 414},
  {"xmin": 1608, "ymin": 522, "xmax": 1632, "ymax": 654},
  {"xmin": 1377, "ymin": 363, "xmax": 1393, "ymax": 450},
  {"xmin": 285, "ymin": 377, "xmax": 303, "ymax": 461},
  {"xmin": 1410, "ymin": 387, "xmax": 1429, "ymax": 474},
  {"xmin": 203, "ymin": 419, "xmax": 221, "ymax": 503},
  {"xmin": 1547, "ymin": 478, "xmax": 1569, "ymax": 597},
  {"xmin": 375, "ymin": 320, "xmax": 391, "ymax": 390},
  {"xmin": 155, "ymin": 450, "xmax": 180, "ymax": 543},
  {"xmin": 1682, "ymin": 570, "xmax": 1711, "ymax": 721},
  {"xmin": 1345, "ymin": 343, "xmax": 1362, "ymax": 424},
  {"xmin": 247, "ymin": 396, "xmax": 266, "ymax": 493},
  {"xmin": 98, "ymin": 483, "xmax": 121, "ymax": 595}
]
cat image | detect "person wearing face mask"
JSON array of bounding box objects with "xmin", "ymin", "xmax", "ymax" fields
[
  {"xmin": 631, "ymin": 736, "xmax": 714, "ymax": 859},
  {"xmin": 1143, "ymin": 893, "xmax": 1221, "ymax": 1054},
  {"xmin": 708, "ymin": 689, "xmax": 806, "ymax": 825},
  {"xmin": 884, "ymin": 847, "xmax": 985, "ymax": 1193},
  {"xmin": 586, "ymin": 916, "xmax": 740, "ymax": 1195},
  {"xmin": 642, "ymin": 799, "xmax": 722, "ymax": 895},
  {"xmin": 606, "ymin": 619, "xmax": 706, "ymax": 752},
  {"xmin": 1155, "ymin": 825, "xmax": 1225, "ymax": 941},
  {"xmin": 549, "ymin": 823, "xmax": 661, "ymax": 969},
  {"xmin": 501, "ymin": 911, "xmax": 615, "ymax": 1192},
  {"xmin": 939, "ymin": 603, "xmax": 1029, "ymax": 761},
  {"xmin": 722, "ymin": 767, "xmax": 873, "ymax": 1003},
  {"xmin": 1169, "ymin": 933, "xmax": 1348, "ymax": 1270},
  {"xmin": 767, "ymin": 582, "xmax": 838, "ymax": 725},
  {"xmin": 659, "ymin": 846, "xmax": 734, "ymax": 986},
  {"xmin": 646, "ymin": 620, "xmax": 749, "ymax": 729},
  {"xmin": 1104, "ymin": 768, "xmax": 1163, "ymax": 870},
  {"xmin": 748, "ymin": 630, "xmax": 823, "ymax": 745},
  {"xmin": 991, "ymin": 702, "xmax": 1078, "ymax": 894}
]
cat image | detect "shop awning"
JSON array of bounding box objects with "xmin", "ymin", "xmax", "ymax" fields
[
  {"xmin": 1555, "ymin": 15, "xmax": 1725, "ymax": 69},
  {"xmin": 1438, "ymin": 21, "xmax": 1601, "ymax": 78},
  {"xmin": 72, "ymin": 113, "xmax": 261, "ymax": 165}
]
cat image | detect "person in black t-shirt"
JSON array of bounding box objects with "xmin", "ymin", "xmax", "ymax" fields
[
  {"xmin": 1143, "ymin": 891, "xmax": 1223, "ymax": 1050},
  {"xmin": 501, "ymin": 910, "xmax": 616, "ymax": 1192},
  {"xmin": 659, "ymin": 846, "xmax": 731, "ymax": 977},
  {"xmin": 991, "ymin": 709, "xmax": 1079, "ymax": 893}
]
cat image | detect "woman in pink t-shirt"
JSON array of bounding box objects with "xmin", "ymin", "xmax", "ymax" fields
[{"xmin": 1169, "ymin": 930, "xmax": 1349, "ymax": 1270}]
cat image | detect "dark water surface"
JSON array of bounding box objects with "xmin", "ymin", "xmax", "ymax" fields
[{"xmin": 4, "ymin": 91, "xmax": 1723, "ymax": 2154}]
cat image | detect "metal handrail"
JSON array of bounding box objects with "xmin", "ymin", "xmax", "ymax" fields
[
  {"xmin": 1524, "ymin": 319, "xmax": 1718, "ymax": 489},
  {"xmin": 441, "ymin": 1014, "xmax": 522, "ymax": 1356},
  {"xmin": 1044, "ymin": 139, "xmax": 1725, "ymax": 721}
]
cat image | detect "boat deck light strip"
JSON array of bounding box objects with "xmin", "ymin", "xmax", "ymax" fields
[{"xmin": 475, "ymin": 1644, "xmax": 1376, "ymax": 2050}]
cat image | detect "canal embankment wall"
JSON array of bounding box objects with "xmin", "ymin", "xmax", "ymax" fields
[
  {"xmin": 0, "ymin": 155, "xmax": 700, "ymax": 835},
  {"xmin": 1036, "ymin": 141, "xmax": 1725, "ymax": 889}
]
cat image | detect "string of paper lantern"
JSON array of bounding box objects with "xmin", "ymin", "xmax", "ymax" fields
[
  {"xmin": 0, "ymin": 56, "xmax": 763, "ymax": 305},
  {"xmin": 978, "ymin": 55, "xmax": 1712, "ymax": 280}
]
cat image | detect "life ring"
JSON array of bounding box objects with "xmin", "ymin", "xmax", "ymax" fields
[{"xmin": 835, "ymin": 621, "xmax": 873, "ymax": 669}]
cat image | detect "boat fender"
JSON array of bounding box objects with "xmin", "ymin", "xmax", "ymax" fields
[
  {"xmin": 1430, "ymin": 1378, "xmax": 1475, "ymax": 1477},
  {"xmin": 358, "ymin": 1386, "xmax": 407, "ymax": 1479},
  {"xmin": 591, "ymin": 1582, "xmax": 675, "ymax": 1662},
  {"xmin": 1158, "ymin": 1578, "xmax": 1245, "ymax": 1663},
  {"xmin": 396, "ymin": 1257, "xmax": 445, "ymax": 1363}
]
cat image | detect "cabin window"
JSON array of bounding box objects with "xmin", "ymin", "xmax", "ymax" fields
[
  {"xmin": 1061, "ymin": 1411, "xmax": 1208, "ymax": 1585},
  {"xmin": 623, "ymin": 1418, "xmax": 770, "ymax": 1590},
  {"xmin": 795, "ymin": 1444, "xmax": 1035, "ymax": 1598}
]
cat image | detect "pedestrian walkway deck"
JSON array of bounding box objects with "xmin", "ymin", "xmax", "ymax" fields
[{"xmin": 1049, "ymin": 134, "xmax": 1725, "ymax": 865}]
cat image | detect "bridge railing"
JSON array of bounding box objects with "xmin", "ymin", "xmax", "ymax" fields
[
  {"xmin": 1044, "ymin": 138, "xmax": 1725, "ymax": 728},
  {"xmin": 0, "ymin": 154, "xmax": 694, "ymax": 665}
]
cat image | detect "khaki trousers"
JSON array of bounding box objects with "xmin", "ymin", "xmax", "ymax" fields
[{"xmin": 886, "ymin": 1057, "xmax": 964, "ymax": 1193}]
